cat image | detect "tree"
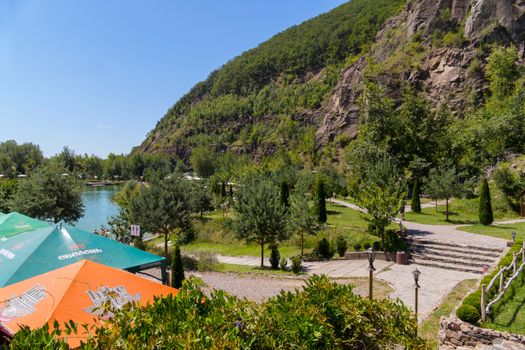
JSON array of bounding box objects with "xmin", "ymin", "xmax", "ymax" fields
[
  {"xmin": 354, "ymin": 157, "xmax": 406, "ymax": 248},
  {"xmin": 425, "ymin": 162, "xmax": 462, "ymax": 222},
  {"xmin": 127, "ymin": 176, "xmax": 193, "ymax": 257},
  {"xmin": 486, "ymin": 45, "xmax": 520, "ymax": 101},
  {"xmin": 411, "ymin": 180, "xmax": 421, "ymax": 213},
  {"xmin": 190, "ymin": 181, "xmax": 213, "ymax": 218},
  {"xmin": 10, "ymin": 164, "xmax": 85, "ymax": 223},
  {"xmin": 233, "ymin": 178, "xmax": 289, "ymax": 267},
  {"xmin": 171, "ymin": 245, "xmax": 185, "ymax": 288},
  {"xmin": 315, "ymin": 175, "xmax": 327, "ymax": 223},
  {"xmin": 289, "ymin": 193, "xmax": 319, "ymax": 256},
  {"xmin": 190, "ymin": 146, "xmax": 217, "ymax": 178},
  {"xmin": 479, "ymin": 178, "xmax": 494, "ymax": 226}
]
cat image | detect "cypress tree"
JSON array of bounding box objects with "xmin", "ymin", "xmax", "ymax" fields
[
  {"xmin": 411, "ymin": 180, "xmax": 421, "ymax": 214},
  {"xmin": 171, "ymin": 245, "xmax": 185, "ymax": 288},
  {"xmin": 316, "ymin": 176, "xmax": 327, "ymax": 223},
  {"xmin": 479, "ymin": 178, "xmax": 493, "ymax": 226},
  {"xmin": 280, "ymin": 181, "xmax": 290, "ymax": 208}
]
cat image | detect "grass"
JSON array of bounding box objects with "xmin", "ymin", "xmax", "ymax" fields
[
  {"xmin": 458, "ymin": 222, "xmax": 525, "ymax": 242},
  {"xmin": 216, "ymin": 263, "xmax": 296, "ymax": 275},
  {"xmin": 152, "ymin": 203, "xmax": 383, "ymax": 258},
  {"xmin": 483, "ymin": 274, "xmax": 525, "ymax": 335},
  {"xmin": 419, "ymin": 279, "xmax": 477, "ymax": 348},
  {"xmin": 404, "ymin": 197, "xmax": 519, "ymax": 226}
]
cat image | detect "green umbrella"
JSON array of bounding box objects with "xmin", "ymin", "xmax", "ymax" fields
[
  {"xmin": 0, "ymin": 225, "xmax": 167, "ymax": 287},
  {"xmin": 0, "ymin": 212, "xmax": 51, "ymax": 239}
]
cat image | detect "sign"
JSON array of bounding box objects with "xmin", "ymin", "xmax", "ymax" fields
[{"xmin": 130, "ymin": 225, "xmax": 140, "ymax": 237}]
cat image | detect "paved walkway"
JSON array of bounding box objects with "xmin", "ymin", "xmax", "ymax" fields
[
  {"xmin": 215, "ymin": 199, "xmax": 513, "ymax": 320},
  {"xmin": 216, "ymin": 254, "xmax": 477, "ymax": 320}
]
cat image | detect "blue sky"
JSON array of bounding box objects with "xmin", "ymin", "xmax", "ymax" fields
[{"xmin": 0, "ymin": 0, "xmax": 348, "ymax": 158}]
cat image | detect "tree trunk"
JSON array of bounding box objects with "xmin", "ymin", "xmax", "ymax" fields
[
  {"xmin": 446, "ymin": 198, "xmax": 449, "ymax": 222},
  {"xmin": 200, "ymin": 210, "xmax": 203, "ymax": 219},
  {"xmin": 435, "ymin": 199, "xmax": 438, "ymax": 212},
  {"xmin": 301, "ymin": 230, "xmax": 304, "ymax": 257},
  {"xmin": 164, "ymin": 231, "xmax": 169, "ymax": 258},
  {"xmin": 260, "ymin": 236, "xmax": 265, "ymax": 267}
]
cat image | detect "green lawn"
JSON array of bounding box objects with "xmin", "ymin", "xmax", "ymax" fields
[
  {"xmin": 419, "ymin": 279, "xmax": 477, "ymax": 348},
  {"xmin": 216, "ymin": 263, "xmax": 296, "ymax": 275},
  {"xmin": 484, "ymin": 277, "xmax": 525, "ymax": 335},
  {"xmin": 404, "ymin": 197, "xmax": 519, "ymax": 226},
  {"xmin": 149, "ymin": 203, "xmax": 382, "ymax": 258},
  {"xmin": 458, "ymin": 222, "xmax": 525, "ymax": 242}
]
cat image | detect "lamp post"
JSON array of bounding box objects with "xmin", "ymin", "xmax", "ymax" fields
[
  {"xmin": 367, "ymin": 248, "xmax": 376, "ymax": 300},
  {"xmin": 413, "ymin": 268, "xmax": 421, "ymax": 336},
  {"xmin": 512, "ymin": 231, "xmax": 517, "ymax": 243}
]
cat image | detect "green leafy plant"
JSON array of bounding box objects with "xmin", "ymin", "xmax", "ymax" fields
[
  {"xmin": 279, "ymin": 257, "xmax": 288, "ymax": 271},
  {"xmin": 457, "ymin": 305, "xmax": 480, "ymax": 324},
  {"xmin": 291, "ymin": 256, "xmax": 302, "ymax": 274},
  {"xmin": 352, "ymin": 242, "xmax": 362, "ymax": 251},
  {"xmin": 317, "ymin": 237, "xmax": 333, "ymax": 260},
  {"xmin": 270, "ymin": 244, "xmax": 280, "ymax": 270},
  {"xmin": 336, "ymin": 236, "xmax": 347, "ymax": 257}
]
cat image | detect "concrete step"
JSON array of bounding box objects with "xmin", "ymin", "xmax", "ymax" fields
[
  {"xmin": 410, "ymin": 242, "xmax": 502, "ymax": 259},
  {"xmin": 410, "ymin": 252, "xmax": 491, "ymax": 269},
  {"xmin": 410, "ymin": 246, "xmax": 497, "ymax": 263},
  {"xmin": 410, "ymin": 257, "xmax": 483, "ymax": 274},
  {"xmin": 409, "ymin": 238, "xmax": 505, "ymax": 254}
]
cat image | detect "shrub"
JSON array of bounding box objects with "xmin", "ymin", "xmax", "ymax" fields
[
  {"xmin": 317, "ymin": 237, "xmax": 333, "ymax": 260},
  {"xmin": 181, "ymin": 254, "xmax": 198, "ymax": 271},
  {"xmin": 363, "ymin": 242, "xmax": 371, "ymax": 250},
  {"xmin": 171, "ymin": 245, "xmax": 185, "ymax": 288},
  {"xmin": 291, "ymin": 256, "xmax": 302, "ymax": 274},
  {"xmin": 316, "ymin": 176, "xmax": 327, "ymax": 223},
  {"xmin": 336, "ymin": 236, "xmax": 347, "ymax": 257},
  {"xmin": 12, "ymin": 276, "xmax": 428, "ymax": 349},
  {"xmin": 462, "ymin": 290, "xmax": 481, "ymax": 313},
  {"xmin": 479, "ymin": 178, "xmax": 493, "ymax": 225},
  {"xmin": 373, "ymin": 241, "xmax": 381, "ymax": 251},
  {"xmin": 411, "ymin": 180, "xmax": 421, "ymax": 213},
  {"xmin": 196, "ymin": 252, "xmax": 220, "ymax": 271},
  {"xmin": 353, "ymin": 243, "xmax": 362, "ymax": 251},
  {"xmin": 457, "ymin": 305, "xmax": 480, "ymax": 324},
  {"xmin": 270, "ymin": 244, "xmax": 280, "ymax": 270},
  {"xmin": 279, "ymin": 257, "xmax": 288, "ymax": 271}
]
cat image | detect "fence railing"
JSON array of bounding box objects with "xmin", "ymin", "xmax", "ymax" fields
[{"xmin": 481, "ymin": 242, "xmax": 525, "ymax": 322}]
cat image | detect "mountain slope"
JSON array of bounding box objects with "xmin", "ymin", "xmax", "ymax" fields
[
  {"xmin": 136, "ymin": 0, "xmax": 525, "ymax": 166},
  {"xmin": 135, "ymin": 0, "xmax": 406, "ymax": 161}
]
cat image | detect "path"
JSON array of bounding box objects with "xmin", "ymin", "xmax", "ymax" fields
[{"xmin": 215, "ymin": 254, "xmax": 477, "ymax": 320}]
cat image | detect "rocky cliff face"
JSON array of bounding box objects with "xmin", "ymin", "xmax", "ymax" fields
[{"xmin": 317, "ymin": 0, "xmax": 525, "ymax": 144}]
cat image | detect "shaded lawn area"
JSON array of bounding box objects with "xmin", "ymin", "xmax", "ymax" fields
[
  {"xmin": 217, "ymin": 263, "xmax": 296, "ymax": 275},
  {"xmin": 404, "ymin": 197, "xmax": 519, "ymax": 226},
  {"xmin": 458, "ymin": 222, "xmax": 525, "ymax": 242},
  {"xmin": 484, "ymin": 278, "xmax": 525, "ymax": 335},
  {"xmin": 419, "ymin": 279, "xmax": 477, "ymax": 348},
  {"xmin": 150, "ymin": 203, "xmax": 382, "ymax": 258}
]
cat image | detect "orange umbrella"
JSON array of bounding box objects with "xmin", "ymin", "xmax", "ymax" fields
[{"xmin": 0, "ymin": 260, "xmax": 177, "ymax": 348}]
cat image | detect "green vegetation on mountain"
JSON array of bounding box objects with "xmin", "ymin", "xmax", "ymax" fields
[{"xmin": 139, "ymin": 0, "xmax": 406, "ymax": 158}]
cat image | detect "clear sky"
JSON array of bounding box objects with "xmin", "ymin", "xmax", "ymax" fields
[{"xmin": 0, "ymin": 0, "xmax": 348, "ymax": 158}]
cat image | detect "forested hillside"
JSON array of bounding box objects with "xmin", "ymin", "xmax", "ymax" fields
[
  {"xmin": 137, "ymin": 0, "xmax": 525, "ymax": 188},
  {"xmin": 137, "ymin": 0, "xmax": 405, "ymax": 162}
]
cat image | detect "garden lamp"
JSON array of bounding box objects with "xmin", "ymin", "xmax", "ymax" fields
[
  {"xmin": 412, "ymin": 268, "xmax": 421, "ymax": 335},
  {"xmin": 367, "ymin": 248, "xmax": 376, "ymax": 300}
]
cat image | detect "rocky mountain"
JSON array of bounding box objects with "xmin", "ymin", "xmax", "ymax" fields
[{"xmin": 136, "ymin": 0, "xmax": 525, "ymax": 164}]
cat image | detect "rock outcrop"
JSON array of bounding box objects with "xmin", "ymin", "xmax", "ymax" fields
[{"xmin": 317, "ymin": 0, "xmax": 525, "ymax": 145}]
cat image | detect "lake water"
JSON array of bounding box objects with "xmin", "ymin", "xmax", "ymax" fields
[{"xmin": 75, "ymin": 185, "xmax": 121, "ymax": 232}]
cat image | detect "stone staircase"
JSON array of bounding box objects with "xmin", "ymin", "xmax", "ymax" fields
[{"xmin": 408, "ymin": 238, "xmax": 505, "ymax": 274}]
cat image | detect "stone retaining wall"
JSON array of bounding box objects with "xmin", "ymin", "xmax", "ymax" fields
[
  {"xmin": 439, "ymin": 316, "xmax": 525, "ymax": 348},
  {"xmin": 344, "ymin": 251, "xmax": 397, "ymax": 262}
]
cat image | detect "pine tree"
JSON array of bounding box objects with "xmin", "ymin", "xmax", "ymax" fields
[
  {"xmin": 411, "ymin": 180, "xmax": 421, "ymax": 214},
  {"xmin": 280, "ymin": 181, "xmax": 290, "ymax": 208},
  {"xmin": 171, "ymin": 245, "xmax": 185, "ymax": 288},
  {"xmin": 479, "ymin": 178, "xmax": 494, "ymax": 226},
  {"xmin": 316, "ymin": 176, "xmax": 327, "ymax": 223}
]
